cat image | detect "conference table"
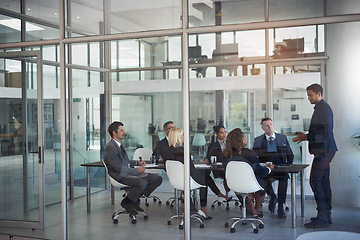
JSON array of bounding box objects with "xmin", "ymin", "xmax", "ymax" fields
[{"xmin": 81, "ymin": 161, "xmax": 308, "ymax": 228}]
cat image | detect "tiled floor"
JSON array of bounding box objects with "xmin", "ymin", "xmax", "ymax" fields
[{"xmin": 0, "ymin": 191, "xmax": 359, "ymax": 240}]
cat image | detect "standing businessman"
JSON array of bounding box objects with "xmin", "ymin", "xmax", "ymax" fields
[{"xmin": 292, "ymin": 83, "xmax": 337, "ymax": 228}]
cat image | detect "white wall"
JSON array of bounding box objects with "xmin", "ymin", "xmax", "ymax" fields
[{"xmin": 327, "ymin": 21, "xmax": 360, "ymax": 207}]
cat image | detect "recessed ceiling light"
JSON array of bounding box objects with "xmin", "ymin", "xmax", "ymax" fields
[
  {"xmin": 0, "ymin": 19, "xmax": 44, "ymax": 31},
  {"xmin": 55, "ymin": 12, "xmax": 58, "ymax": 15},
  {"xmin": 27, "ymin": 8, "xmax": 30, "ymax": 11},
  {"xmin": 76, "ymin": 16, "xmax": 80, "ymax": 19}
]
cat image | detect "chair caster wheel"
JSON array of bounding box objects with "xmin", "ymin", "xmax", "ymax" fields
[
  {"xmin": 211, "ymin": 205, "xmax": 215, "ymax": 209},
  {"xmin": 259, "ymin": 223, "xmax": 264, "ymax": 229},
  {"xmin": 179, "ymin": 225, "xmax": 184, "ymax": 229},
  {"xmin": 226, "ymin": 206, "xmax": 230, "ymax": 211},
  {"xmin": 113, "ymin": 219, "xmax": 118, "ymax": 224},
  {"xmin": 167, "ymin": 220, "xmax": 171, "ymax": 225},
  {"xmin": 242, "ymin": 221, "xmax": 247, "ymax": 225},
  {"xmin": 235, "ymin": 202, "xmax": 239, "ymax": 206},
  {"xmin": 225, "ymin": 222, "xmax": 229, "ymax": 228},
  {"xmin": 153, "ymin": 198, "xmax": 157, "ymax": 202},
  {"xmin": 166, "ymin": 201, "xmax": 170, "ymax": 205},
  {"xmin": 158, "ymin": 201, "xmax": 162, "ymax": 205},
  {"xmin": 144, "ymin": 215, "xmax": 148, "ymax": 220},
  {"xmin": 217, "ymin": 202, "xmax": 221, "ymax": 206},
  {"xmin": 200, "ymin": 223, "xmax": 204, "ymax": 228},
  {"xmin": 230, "ymin": 228, "xmax": 235, "ymax": 233},
  {"xmin": 145, "ymin": 203, "xmax": 149, "ymax": 207},
  {"xmin": 132, "ymin": 219, "xmax": 137, "ymax": 224},
  {"xmin": 253, "ymin": 228, "xmax": 259, "ymax": 233},
  {"xmin": 285, "ymin": 207, "xmax": 289, "ymax": 211}
]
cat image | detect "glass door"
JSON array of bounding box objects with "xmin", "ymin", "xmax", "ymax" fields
[{"xmin": 0, "ymin": 51, "xmax": 45, "ymax": 229}]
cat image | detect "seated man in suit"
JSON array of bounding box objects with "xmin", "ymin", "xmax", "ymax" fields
[
  {"xmin": 253, "ymin": 118, "xmax": 294, "ymax": 218},
  {"xmin": 152, "ymin": 121, "xmax": 175, "ymax": 163},
  {"xmin": 104, "ymin": 121, "xmax": 163, "ymax": 215}
]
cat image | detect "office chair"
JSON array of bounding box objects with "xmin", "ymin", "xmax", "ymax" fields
[
  {"xmin": 133, "ymin": 147, "xmax": 162, "ymax": 206},
  {"xmin": 102, "ymin": 160, "xmax": 148, "ymax": 224},
  {"xmin": 166, "ymin": 160, "xmax": 205, "ymax": 229},
  {"xmin": 192, "ymin": 133, "xmax": 207, "ymax": 158},
  {"xmin": 224, "ymin": 161, "xmax": 265, "ymax": 233}
]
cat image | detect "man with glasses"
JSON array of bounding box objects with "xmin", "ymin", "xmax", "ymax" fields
[{"xmin": 152, "ymin": 121, "xmax": 175, "ymax": 163}]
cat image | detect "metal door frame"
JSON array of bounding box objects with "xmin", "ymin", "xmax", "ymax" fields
[{"xmin": 0, "ymin": 50, "xmax": 45, "ymax": 229}]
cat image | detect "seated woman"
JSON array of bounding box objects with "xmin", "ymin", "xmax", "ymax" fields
[
  {"xmin": 167, "ymin": 127, "xmax": 212, "ymax": 219},
  {"xmin": 223, "ymin": 128, "xmax": 274, "ymax": 218},
  {"xmin": 202, "ymin": 125, "xmax": 231, "ymax": 200}
]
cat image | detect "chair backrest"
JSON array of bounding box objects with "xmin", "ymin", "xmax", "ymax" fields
[
  {"xmin": 102, "ymin": 160, "xmax": 129, "ymax": 189},
  {"xmin": 192, "ymin": 133, "xmax": 206, "ymax": 147},
  {"xmin": 133, "ymin": 148, "xmax": 153, "ymax": 161},
  {"xmin": 165, "ymin": 160, "xmax": 205, "ymax": 191},
  {"xmin": 225, "ymin": 161, "xmax": 263, "ymax": 194}
]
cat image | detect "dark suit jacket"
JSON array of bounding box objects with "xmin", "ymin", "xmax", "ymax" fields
[
  {"xmin": 307, "ymin": 99, "xmax": 338, "ymax": 156},
  {"xmin": 103, "ymin": 139, "xmax": 138, "ymax": 181},
  {"xmin": 224, "ymin": 152, "xmax": 270, "ymax": 187},
  {"xmin": 253, "ymin": 132, "xmax": 294, "ymax": 166},
  {"xmin": 241, "ymin": 148, "xmax": 259, "ymax": 164},
  {"xmin": 205, "ymin": 141, "xmax": 226, "ymax": 163},
  {"xmin": 152, "ymin": 137, "xmax": 174, "ymax": 162}
]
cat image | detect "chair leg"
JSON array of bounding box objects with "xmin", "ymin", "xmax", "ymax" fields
[
  {"xmin": 168, "ymin": 213, "xmax": 205, "ymax": 229},
  {"xmin": 112, "ymin": 208, "xmax": 148, "ymax": 224},
  {"xmin": 224, "ymin": 194, "xmax": 264, "ymax": 233}
]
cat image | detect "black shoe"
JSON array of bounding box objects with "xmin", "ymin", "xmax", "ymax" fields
[
  {"xmin": 310, "ymin": 215, "xmax": 332, "ymax": 224},
  {"xmin": 304, "ymin": 218, "xmax": 329, "ymax": 228},
  {"xmin": 278, "ymin": 208, "xmax": 286, "ymax": 218},
  {"xmin": 268, "ymin": 197, "xmax": 277, "ymax": 213},
  {"xmin": 133, "ymin": 200, "xmax": 144, "ymax": 212},
  {"xmin": 121, "ymin": 198, "xmax": 138, "ymax": 216}
]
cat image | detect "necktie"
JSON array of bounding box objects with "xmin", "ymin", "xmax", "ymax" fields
[
  {"xmin": 267, "ymin": 136, "xmax": 277, "ymax": 152},
  {"xmin": 120, "ymin": 144, "xmax": 129, "ymax": 161}
]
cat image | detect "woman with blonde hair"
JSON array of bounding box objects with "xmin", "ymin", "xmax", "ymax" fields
[{"xmin": 167, "ymin": 127, "xmax": 212, "ymax": 219}]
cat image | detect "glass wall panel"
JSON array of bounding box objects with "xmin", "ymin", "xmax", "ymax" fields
[
  {"xmin": 25, "ymin": 0, "xmax": 59, "ymax": 24},
  {"xmin": 0, "ymin": 15, "xmax": 21, "ymax": 44},
  {"xmin": 0, "ymin": 0, "xmax": 20, "ymax": 13},
  {"xmin": 72, "ymin": 68, "xmax": 104, "ymax": 198},
  {"xmin": 327, "ymin": 0, "xmax": 360, "ymax": 15},
  {"xmin": 42, "ymin": 45, "xmax": 59, "ymax": 62},
  {"xmin": 25, "ymin": 22, "xmax": 59, "ymax": 41},
  {"xmin": 189, "ymin": 30, "xmax": 265, "ymax": 79},
  {"xmin": 70, "ymin": 0, "xmax": 103, "ymax": 36},
  {"xmin": 269, "ymin": 0, "xmax": 324, "ymax": 21},
  {"xmin": 110, "ymin": 0, "xmax": 181, "ymax": 34},
  {"xmin": 111, "ymin": 36, "xmax": 181, "ymax": 81},
  {"xmin": 189, "ymin": 0, "xmax": 264, "ymax": 27},
  {"xmin": 270, "ymin": 25, "xmax": 325, "ymax": 59}
]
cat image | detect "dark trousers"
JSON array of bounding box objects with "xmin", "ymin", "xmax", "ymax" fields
[
  {"xmin": 266, "ymin": 173, "xmax": 288, "ymax": 205},
  {"xmin": 120, "ymin": 173, "xmax": 163, "ymax": 203},
  {"xmin": 204, "ymin": 169, "xmax": 221, "ymax": 196},
  {"xmin": 310, "ymin": 151, "xmax": 335, "ymax": 220}
]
